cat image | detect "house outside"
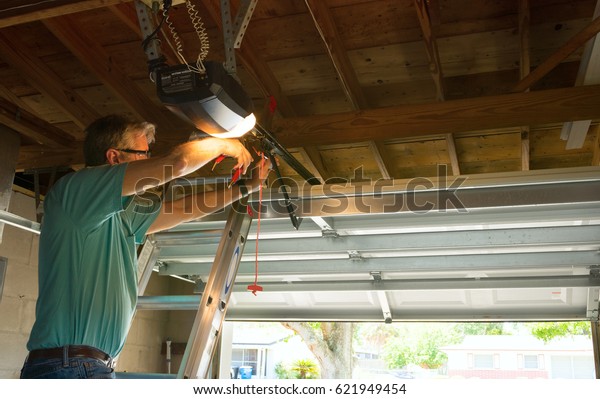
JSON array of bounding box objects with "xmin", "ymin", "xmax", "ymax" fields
[
  {"xmin": 228, "ymin": 322, "xmax": 316, "ymax": 379},
  {"xmin": 441, "ymin": 335, "xmax": 595, "ymax": 379}
]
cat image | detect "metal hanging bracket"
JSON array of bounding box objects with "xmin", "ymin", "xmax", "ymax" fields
[{"xmin": 220, "ymin": 0, "xmax": 258, "ymax": 75}]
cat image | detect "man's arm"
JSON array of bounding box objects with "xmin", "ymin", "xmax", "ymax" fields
[
  {"xmin": 147, "ymin": 159, "xmax": 271, "ymax": 234},
  {"xmin": 120, "ymin": 137, "xmax": 253, "ymax": 196}
]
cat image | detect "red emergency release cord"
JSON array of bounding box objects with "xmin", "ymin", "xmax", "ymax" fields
[
  {"xmin": 248, "ymin": 96, "xmax": 277, "ymax": 296},
  {"xmin": 247, "ymin": 155, "xmax": 264, "ymax": 295}
]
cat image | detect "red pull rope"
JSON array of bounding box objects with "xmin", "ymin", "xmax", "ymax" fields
[{"xmin": 247, "ymin": 156, "xmax": 264, "ymax": 295}]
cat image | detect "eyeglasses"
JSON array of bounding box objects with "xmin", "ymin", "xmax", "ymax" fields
[{"xmin": 117, "ymin": 148, "xmax": 151, "ymax": 158}]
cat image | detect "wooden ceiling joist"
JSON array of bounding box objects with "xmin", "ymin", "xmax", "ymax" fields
[
  {"xmin": 414, "ymin": 0, "xmax": 460, "ymax": 176},
  {"xmin": 305, "ymin": 1, "xmax": 393, "ymax": 178},
  {"xmin": 414, "ymin": 0, "xmax": 445, "ymax": 102},
  {"xmin": 273, "ymin": 85, "xmax": 600, "ymax": 148},
  {"xmin": 368, "ymin": 141, "xmax": 392, "ymax": 180},
  {"xmin": 305, "ymin": 0, "xmax": 367, "ymax": 110},
  {"xmin": 0, "ymin": 0, "xmax": 132, "ymax": 28},
  {"xmin": 17, "ymin": 144, "xmax": 85, "ymax": 171},
  {"xmin": 108, "ymin": 2, "xmax": 180, "ymax": 67},
  {"xmin": 204, "ymin": 0, "xmax": 295, "ymax": 117},
  {"xmin": 519, "ymin": 0, "xmax": 531, "ymax": 171},
  {"xmin": 593, "ymin": 124, "xmax": 600, "ymax": 166},
  {"xmin": 0, "ymin": 29, "xmax": 99, "ymax": 131},
  {"xmin": 296, "ymin": 146, "xmax": 328, "ymax": 183},
  {"xmin": 562, "ymin": 1, "xmax": 600, "ymax": 149},
  {"xmin": 0, "ymin": 97, "xmax": 75, "ymax": 148},
  {"xmin": 42, "ymin": 14, "xmax": 182, "ymax": 133},
  {"xmin": 513, "ymin": 14, "xmax": 600, "ymax": 92}
]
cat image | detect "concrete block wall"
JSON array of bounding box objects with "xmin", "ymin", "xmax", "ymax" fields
[
  {"xmin": 118, "ymin": 276, "xmax": 196, "ymax": 376},
  {"xmin": 0, "ymin": 191, "xmax": 196, "ymax": 378},
  {"xmin": 0, "ymin": 193, "xmax": 39, "ymax": 378},
  {"xmin": 116, "ymin": 273, "xmax": 171, "ymax": 374}
]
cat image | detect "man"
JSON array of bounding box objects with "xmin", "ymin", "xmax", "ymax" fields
[{"xmin": 20, "ymin": 114, "xmax": 270, "ymax": 378}]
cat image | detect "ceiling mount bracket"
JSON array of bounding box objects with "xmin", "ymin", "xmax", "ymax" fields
[
  {"xmin": 220, "ymin": 0, "xmax": 257, "ymax": 75},
  {"xmin": 134, "ymin": 0, "xmax": 166, "ymax": 80}
]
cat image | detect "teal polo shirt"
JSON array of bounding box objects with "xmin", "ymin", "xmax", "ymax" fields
[{"xmin": 27, "ymin": 163, "xmax": 161, "ymax": 358}]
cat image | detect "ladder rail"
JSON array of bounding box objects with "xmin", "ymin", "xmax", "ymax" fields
[{"xmin": 178, "ymin": 202, "xmax": 253, "ymax": 378}]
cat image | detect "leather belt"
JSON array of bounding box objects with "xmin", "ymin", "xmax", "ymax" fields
[{"xmin": 27, "ymin": 345, "xmax": 112, "ymax": 365}]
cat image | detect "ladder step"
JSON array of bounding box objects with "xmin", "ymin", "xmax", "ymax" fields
[{"xmin": 137, "ymin": 295, "xmax": 201, "ymax": 310}]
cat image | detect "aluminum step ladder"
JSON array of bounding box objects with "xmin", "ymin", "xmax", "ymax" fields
[{"xmin": 136, "ymin": 200, "xmax": 253, "ymax": 378}]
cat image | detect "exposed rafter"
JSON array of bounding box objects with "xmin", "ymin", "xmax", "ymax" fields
[
  {"xmin": 513, "ymin": 14, "xmax": 600, "ymax": 92},
  {"xmin": 304, "ymin": 0, "xmax": 367, "ymax": 109},
  {"xmin": 0, "ymin": 97, "xmax": 75, "ymax": 148},
  {"xmin": 593, "ymin": 124, "xmax": 600, "ymax": 166},
  {"xmin": 0, "ymin": 28, "xmax": 99, "ymax": 132},
  {"xmin": 42, "ymin": 14, "xmax": 183, "ymax": 134},
  {"xmin": 414, "ymin": 0, "xmax": 444, "ymax": 101},
  {"xmin": 561, "ymin": 0, "xmax": 600, "ymax": 149},
  {"xmin": 108, "ymin": 2, "xmax": 180, "ymax": 67},
  {"xmin": 296, "ymin": 146, "xmax": 327, "ymax": 183},
  {"xmin": 0, "ymin": 0, "xmax": 132, "ymax": 28},
  {"xmin": 305, "ymin": 0, "xmax": 394, "ymax": 178},
  {"xmin": 519, "ymin": 0, "xmax": 531, "ymax": 171},
  {"xmin": 368, "ymin": 141, "xmax": 392, "ymax": 180},
  {"xmin": 203, "ymin": 0, "xmax": 295, "ymax": 117},
  {"xmin": 273, "ymin": 85, "xmax": 600, "ymax": 148},
  {"xmin": 414, "ymin": 0, "xmax": 460, "ymax": 176}
]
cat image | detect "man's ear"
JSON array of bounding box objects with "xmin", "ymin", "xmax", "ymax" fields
[{"xmin": 106, "ymin": 149, "xmax": 120, "ymax": 165}]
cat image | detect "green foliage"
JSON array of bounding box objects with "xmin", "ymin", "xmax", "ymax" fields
[
  {"xmin": 275, "ymin": 359, "xmax": 320, "ymax": 379},
  {"xmin": 453, "ymin": 322, "xmax": 507, "ymax": 336},
  {"xmin": 383, "ymin": 324, "xmax": 460, "ymax": 370},
  {"xmin": 525, "ymin": 322, "xmax": 591, "ymax": 343},
  {"xmin": 291, "ymin": 359, "xmax": 320, "ymax": 379},
  {"xmin": 354, "ymin": 323, "xmax": 400, "ymax": 351},
  {"xmin": 274, "ymin": 361, "xmax": 293, "ymax": 379}
]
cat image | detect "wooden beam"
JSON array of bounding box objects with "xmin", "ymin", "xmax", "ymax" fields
[
  {"xmin": 513, "ymin": 14, "xmax": 600, "ymax": 92},
  {"xmin": 0, "ymin": 28, "xmax": 99, "ymax": 132},
  {"xmin": 43, "ymin": 14, "xmax": 182, "ymax": 132},
  {"xmin": 521, "ymin": 127, "xmax": 530, "ymax": 171},
  {"xmin": 204, "ymin": 0, "xmax": 295, "ymax": 117},
  {"xmin": 0, "ymin": 84, "xmax": 36, "ymax": 114},
  {"xmin": 414, "ymin": 0, "xmax": 445, "ymax": 102},
  {"xmin": 17, "ymin": 144, "xmax": 84, "ymax": 171},
  {"xmin": 414, "ymin": 0, "xmax": 459, "ymax": 176},
  {"xmin": 296, "ymin": 147, "xmax": 327, "ymax": 183},
  {"xmin": 592, "ymin": 124, "xmax": 600, "ymax": 166},
  {"xmin": 107, "ymin": 2, "xmax": 180, "ymax": 67},
  {"xmin": 368, "ymin": 141, "xmax": 392, "ymax": 180},
  {"xmin": 273, "ymin": 85, "xmax": 600, "ymax": 148},
  {"xmin": 0, "ymin": 97, "xmax": 75, "ymax": 148},
  {"xmin": 563, "ymin": 1, "xmax": 600, "ymax": 149},
  {"xmin": 445, "ymin": 133, "xmax": 461, "ymax": 176},
  {"xmin": 305, "ymin": 1, "xmax": 393, "ymax": 178},
  {"xmin": 519, "ymin": 0, "xmax": 531, "ymax": 171},
  {"xmin": 305, "ymin": 0, "xmax": 368, "ymax": 110},
  {"xmin": 0, "ymin": 0, "xmax": 132, "ymax": 28}
]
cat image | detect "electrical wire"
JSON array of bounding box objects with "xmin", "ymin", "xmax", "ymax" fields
[
  {"xmin": 141, "ymin": 0, "xmax": 172, "ymax": 54},
  {"xmin": 185, "ymin": 0, "xmax": 209, "ymax": 73}
]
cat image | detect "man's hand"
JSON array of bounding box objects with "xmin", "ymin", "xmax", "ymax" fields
[
  {"xmin": 247, "ymin": 156, "xmax": 273, "ymax": 187},
  {"xmin": 218, "ymin": 138, "xmax": 253, "ymax": 174}
]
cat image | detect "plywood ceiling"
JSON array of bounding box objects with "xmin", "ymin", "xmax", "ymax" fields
[{"xmin": 0, "ymin": 0, "xmax": 598, "ymax": 186}]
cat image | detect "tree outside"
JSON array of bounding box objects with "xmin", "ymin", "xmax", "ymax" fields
[{"xmin": 272, "ymin": 321, "xmax": 593, "ymax": 379}]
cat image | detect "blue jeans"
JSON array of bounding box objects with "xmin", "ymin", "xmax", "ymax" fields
[{"xmin": 20, "ymin": 357, "xmax": 115, "ymax": 379}]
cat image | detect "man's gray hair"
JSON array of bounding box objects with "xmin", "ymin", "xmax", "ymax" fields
[{"xmin": 83, "ymin": 115, "xmax": 156, "ymax": 166}]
